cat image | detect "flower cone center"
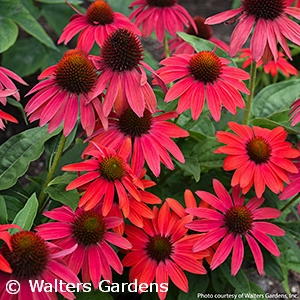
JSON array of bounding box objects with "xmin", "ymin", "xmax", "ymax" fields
[
  {"xmin": 224, "ymin": 206, "xmax": 253, "ymax": 234},
  {"xmin": 1, "ymin": 231, "xmax": 49, "ymax": 280},
  {"xmin": 146, "ymin": 235, "xmax": 173, "ymax": 262},
  {"xmin": 101, "ymin": 28, "xmax": 143, "ymax": 72},
  {"xmin": 99, "ymin": 155, "xmax": 126, "ymax": 181},
  {"xmin": 55, "ymin": 49, "xmax": 97, "ymax": 94},
  {"xmin": 72, "ymin": 210, "xmax": 106, "ymax": 246},
  {"xmin": 186, "ymin": 16, "xmax": 213, "ymax": 40},
  {"xmin": 246, "ymin": 137, "xmax": 271, "ymax": 164},
  {"xmin": 189, "ymin": 51, "xmax": 222, "ymax": 84},
  {"xmin": 243, "ymin": 0, "xmax": 285, "ymax": 20},
  {"xmin": 146, "ymin": 0, "xmax": 176, "ymax": 7},
  {"xmin": 118, "ymin": 108, "xmax": 152, "ymax": 138},
  {"xmin": 86, "ymin": 0, "xmax": 114, "ymax": 25}
]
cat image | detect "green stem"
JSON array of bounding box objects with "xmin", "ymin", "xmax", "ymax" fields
[
  {"xmin": 163, "ymin": 35, "xmax": 171, "ymax": 59},
  {"xmin": 242, "ymin": 61, "xmax": 257, "ymax": 125},
  {"xmin": 280, "ymin": 194, "xmax": 300, "ymax": 213},
  {"xmin": 38, "ymin": 134, "xmax": 66, "ymax": 211}
]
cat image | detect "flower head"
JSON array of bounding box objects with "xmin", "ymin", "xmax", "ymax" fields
[
  {"xmin": 0, "ymin": 224, "xmax": 22, "ymax": 273},
  {"xmin": 90, "ymin": 28, "xmax": 164, "ymax": 118},
  {"xmin": 129, "ymin": 0, "xmax": 197, "ymax": 43},
  {"xmin": 239, "ymin": 48, "xmax": 298, "ymax": 77},
  {"xmin": 85, "ymin": 108, "xmax": 188, "ymax": 177},
  {"xmin": 157, "ymin": 51, "xmax": 250, "ymax": 121},
  {"xmin": 0, "ymin": 230, "xmax": 80, "ymax": 299},
  {"xmin": 215, "ymin": 122, "xmax": 300, "ymax": 197},
  {"xmin": 205, "ymin": 0, "xmax": 300, "ymax": 62},
  {"xmin": 122, "ymin": 202, "xmax": 207, "ymax": 300},
  {"xmin": 58, "ymin": 0, "xmax": 140, "ymax": 53},
  {"xmin": 25, "ymin": 49, "xmax": 107, "ymax": 136},
  {"xmin": 169, "ymin": 16, "xmax": 229, "ymax": 55},
  {"xmin": 62, "ymin": 139, "xmax": 144, "ymax": 214},
  {"xmin": 185, "ymin": 179, "xmax": 285, "ymax": 275},
  {"xmin": 35, "ymin": 205, "xmax": 132, "ymax": 289}
]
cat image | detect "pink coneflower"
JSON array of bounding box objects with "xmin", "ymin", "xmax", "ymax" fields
[
  {"xmin": 25, "ymin": 49, "xmax": 107, "ymax": 136},
  {"xmin": 0, "ymin": 66, "xmax": 27, "ymax": 130},
  {"xmin": 289, "ymin": 98, "xmax": 300, "ymax": 126},
  {"xmin": 58, "ymin": 0, "xmax": 140, "ymax": 53},
  {"xmin": 169, "ymin": 15, "xmax": 229, "ymax": 55},
  {"xmin": 0, "ymin": 224, "xmax": 22, "ymax": 273},
  {"xmin": 90, "ymin": 28, "xmax": 165, "ymax": 118},
  {"xmin": 122, "ymin": 202, "xmax": 208, "ymax": 300},
  {"xmin": 239, "ymin": 48, "xmax": 298, "ymax": 77},
  {"xmin": 156, "ymin": 50, "xmax": 250, "ymax": 121},
  {"xmin": 0, "ymin": 230, "xmax": 80, "ymax": 299},
  {"xmin": 205, "ymin": 0, "xmax": 300, "ymax": 62},
  {"xmin": 62, "ymin": 139, "xmax": 144, "ymax": 214},
  {"xmin": 85, "ymin": 108, "xmax": 188, "ymax": 177},
  {"xmin": 185, "ymin": 179, "xmax": 285, "ymax": 275},
  {"xmin": 215, "ymin": 122, "xmax": 300, "ymax": 198},
  {"xmin": 129, "ymin": 0, "xmax": 196, "ymax": 43},
  {"xmin": 35, "ymin": 205, "xmax": 132, "ymax": 289},
  {"xmin": 280, "ymin": 143, "xmax": 300, "ymax": 200}
]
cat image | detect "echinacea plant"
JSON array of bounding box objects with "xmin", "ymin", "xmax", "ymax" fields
[{"xmin": 0, "ymin": 0, "xmax": 299, "ymax": 299}]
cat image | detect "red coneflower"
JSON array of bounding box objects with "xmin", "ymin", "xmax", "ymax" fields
[
  {"xmin": 25, "ymin": 49, "xmax": 107, "ymax": 136},
  {"xmin": 0, "ymin": 231, "xmax": 80, "ymax": 299},
  {"xmin": 90, "ymin": 28, "xmax": 165, "ymax": 118},
  {"xmin": 129, "ymin": 0, "xmax": 197, "ymax": 43},
  {"xmin": 205, "ymin": 0, "xmax": 300, "ymax": 62},
  {"xmin": 186, "ymin": 180, "xmax": 285, "ymax": 275},
  {"xmin": 215, "ymin": 122, "xmax": 300, "ymax": 198},
  {"xmin": 239, "ymin": 48, "xmax": 298, "ymax": 77},
  {"xmin": 122, "ymin": 202, "xmax": 208, "ymax": 300},
  {"xmin": 62, "ymin": 139, "xmax": 144, "ymax": 214},
  {"xmin": 157, "ymin": 50, "xmax": 250, "ymax": 121},
  {"xmin": 35, "ymin": 205, "xmax": 132, "ymax": 289},
  {"xmin": 85, "ymin": 108, "xmax": 188, "ymax": 177},
  {"xmin": 58, "ymin": 0, "xmax": 140, "ymax": 53}
]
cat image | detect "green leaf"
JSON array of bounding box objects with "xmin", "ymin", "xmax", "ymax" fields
[
  {"xmin": 7, "ymin": 98, "xmax": 27, "ymax": 124},
  {"xmin": 281, "ymin": 234, "xmax": 300, "ymax": 261},
  {"xmin": 11, "ymin": 193, "xmax": 38, "ymax": 233},
  {"xmin": 2, "ymin": 37, "xmax": 46, "ymax": 77},
  {"xmin": 175, "ymin": 156, "xmax": 201, "ymax": 182},
  {"xmin": 41, "ymin": 45, "xmax": 68, "ymax": 70},
  {"xmin": 106, "ymin": 0, "xmax": 133, "ymax": 16},
  {"xmin": 41, "ymin": 3, "xmax": 77, "ymax": 36},
  {"xmin": 251, "ymin": 79, "xmax": 300, "ymax": 118},
  {"xmin": 73, "ymin": 289, "xmax": 114, "ymax": 300},
  {"xmin": 9, "ymin": 5, "xmax": 57, "ymax": 50},
  {"xmin": 178, "ymin": 273, "xmax": 209, "ymax": 299},
  {"xmin": 219, "ymin": 262, "xmax": 251, "ymax": 293},
  {"xmin": 37, "ymin": 0, "xmax": 82, "ymax": 3},
  {"xmin": 263, "ymin": 251, "xmax": 283, "ymax": 281},
  {"xmin": 0, "ymin": 126, "xmax": 61, "ymax": 191},
  {"xmin": 0, "ymin": 18, "xmax": 18, "ymax": 53},
  {"xmin": 0, "ymin": 195, "xmax": 8, "ymax": 223},
  {"xmin": 178, "ymin": 32, "xmax": 231, "ymax": 59},
  {"xmin": 192, "ymin": 137, "xmax": 225, "ymax": 169},
  {"xmin": 274, "ymin": 221, "xmax": 300, "ymax": 241},
  {"xmin": 45, "ymin": 173, "xmax": 79, "ymax": 210}
]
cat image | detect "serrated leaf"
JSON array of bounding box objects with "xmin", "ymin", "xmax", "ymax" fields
[
  {"xmin": 0, "ymin": 126, "xmax": 61, "ymax": 191},
  {"xmin": 11, "ymin": 193, "xmax": 38, "ymax": 233},
  {"xmin": 45, "ymin": 173, "xmax": 79, "ymax": 210},
  {"xmin": 2, "ymin": 37, "xmax": 46, "ymax": 77},
  {"xmin": 192, "ymin": 137, "xmax": 225, "ymax": 168},
  {"xmin": 178, "ymin": 32, "xmax": 231, "ymax": 59},
  {"xmin": 0, "ymin": 18, "xmax": 18, "ymax": 53},
  {"xmin": 175, "ymin": 156, "xmax": 201, "ymax": 182},
  {"xmin": 251, "ymin": 79, "xmax": 300, "ymax": 118},
  {"xmin": 9, "ymin": 5, "xmax": 57, "ymax": 50},
  {"xmin": 0, "ymin": 195, "xmax": 8, "ymax": 223}
]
